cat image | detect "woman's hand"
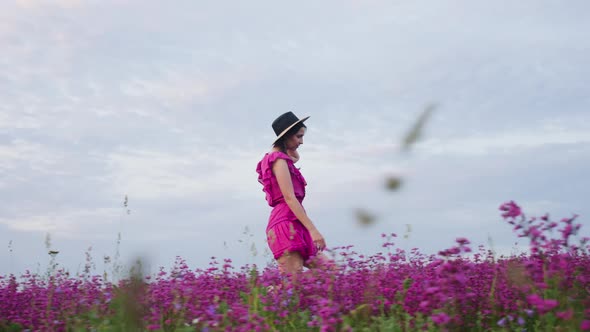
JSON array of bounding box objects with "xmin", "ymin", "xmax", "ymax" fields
[
  {"xmin": 309, "ymin": 229, "xmax": 326, "ymax": 251},
  {"xmin": 286, "ymin": 148, "xmax": 300, "ymax": 163}
]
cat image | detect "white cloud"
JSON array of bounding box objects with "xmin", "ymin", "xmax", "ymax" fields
[
  {"xmin": 0, "ymin": 207, "xmax": 120, "ymax": 238},
  {"xmin": 105, "ymin": 149, "xmax": 210, "ymax": 200},
  {"xmin": 417, "ymin": 125, "xmax": 590, "ymax": 157},
  {"xmin": 118, "ymin": 65, "xmax": 260, "ymax": 109},
  {"xmin": 0, "ymin": 140, "xmax": 65, "ymax": 177},
  {"xmin": 15, "ymin": 0, "xmax": 85, "ymax": 10},
  {"xmin": 104, "ymin": 147, "xmax": 263, "ymax": 200}
]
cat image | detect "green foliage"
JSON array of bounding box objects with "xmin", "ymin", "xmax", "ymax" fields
[{"xmin": 0, "ymin": 322, "xmax": 23, "ymax": 332}]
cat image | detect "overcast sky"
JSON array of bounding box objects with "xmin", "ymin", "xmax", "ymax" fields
[{"xmin": 1, "ymin": 0, "xmax": 589, "ymax": 277}]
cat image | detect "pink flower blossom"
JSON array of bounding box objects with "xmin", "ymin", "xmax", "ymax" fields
[
  {"xmin": 500, "ymin": 201, "xmax": 522, "ymax": 218},
  {"xmin": 431, "ymin": 312, "xmax": 450, "ymax": 325}
]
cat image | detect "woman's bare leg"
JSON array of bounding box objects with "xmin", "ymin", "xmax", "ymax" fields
[
  {"xmin": 277, "ymin": 251, "xmax": 304, "ymax": 275},
  {"xmin": 266, "ymin": 252, "xmax": 304, "ymax": 293}
]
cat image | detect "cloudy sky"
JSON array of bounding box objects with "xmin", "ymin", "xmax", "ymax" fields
[{"xmin": 1, "ymin": 0, "xmax": 589, "ymax": 277}]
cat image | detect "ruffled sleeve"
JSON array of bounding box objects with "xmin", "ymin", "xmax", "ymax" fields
[
  {"xmin": 256, "ymin": 151, "xmax": 289, "ymax": 187},
  {"xmin": 256, "ymin": 151, "xmax": 307, "ymax": 206}
]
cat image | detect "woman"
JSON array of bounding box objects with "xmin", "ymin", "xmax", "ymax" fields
[{"xmin": 256, "ymin": 111, "xmax": 328, "ymax": 274}]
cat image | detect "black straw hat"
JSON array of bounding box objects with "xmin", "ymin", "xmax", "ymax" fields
[{"xmin": 271, "ymin": 111, "xmax": 310, "ymax": 145}]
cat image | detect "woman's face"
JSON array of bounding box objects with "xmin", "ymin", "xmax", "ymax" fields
[{"xmin": 285, "ymin": 127, "xmax": 306, "ymax": 150}]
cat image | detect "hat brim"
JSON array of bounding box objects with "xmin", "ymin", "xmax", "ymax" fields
[{"xmin": 272, "ymin": 116, "xmax": 310, "ymax": 145}]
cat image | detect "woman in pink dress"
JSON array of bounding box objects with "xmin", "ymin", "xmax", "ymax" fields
[{"xmin": 256, "ymin": 111, "xmax": 328, "ymax": 274}]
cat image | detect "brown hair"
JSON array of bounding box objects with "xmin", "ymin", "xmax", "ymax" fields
[{"xmin": 273, "ymin": 122, "xmax": 307, "ymax": 152}]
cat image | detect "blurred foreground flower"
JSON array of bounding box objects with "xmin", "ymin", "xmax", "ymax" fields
[
  {"xmin": 355, "ymin": 208, "xmax": 376, "ymax": 227},
  {"xmin": 401, "ymin": 103, "xmax": 436, "ymax": 151},
  {"xmin": 384, "ymin": 176, "xmax": 403, "ymax": 191}
]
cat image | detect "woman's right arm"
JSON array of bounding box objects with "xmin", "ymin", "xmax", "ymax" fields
[{"xmin": 272, "ymin": 158, "xmax": 326, "ymax": 250}]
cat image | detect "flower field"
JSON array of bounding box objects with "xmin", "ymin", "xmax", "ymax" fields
[{"xmin": 1, "ymin": 201, "xmax": 589, "ymax": 331}]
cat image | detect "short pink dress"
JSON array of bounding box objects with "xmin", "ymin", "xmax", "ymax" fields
[{"xmin": 256, "ymin": 151, "xmax": 318, "ymax": 262}]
